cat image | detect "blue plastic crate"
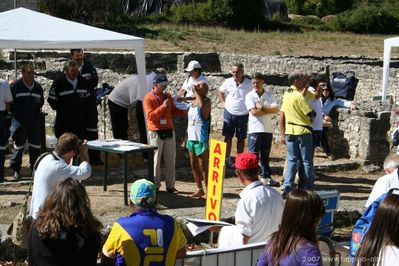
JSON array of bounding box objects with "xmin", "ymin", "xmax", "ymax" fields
[{"xmin": 316, "ymin": 190, "xmax": 340, "ymax": 237}]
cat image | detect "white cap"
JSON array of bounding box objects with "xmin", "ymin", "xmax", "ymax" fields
[{"xmin": 185, "ymin": 60, "xmax": 202, "ymax": 72}]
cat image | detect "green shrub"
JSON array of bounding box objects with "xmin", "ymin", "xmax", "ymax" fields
[
  {"xmin": 304, "ymin": 0, "xmax": 334, "ymax": 17},
  {"xmin": 168, "ymin": 0, "xmax": 232, "ymax": 26},
  {"xmin": 286, "ymin": 0, "xmax": 355, "ymax": 16},
  {"xmin": 333, "ymin": 5, "xmax": 399, "ymax": 34},
  {"xmin": 286, "ymin": 0, "xmax": 306, "ymax": 14}
]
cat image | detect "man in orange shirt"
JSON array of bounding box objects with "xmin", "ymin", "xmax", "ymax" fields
[{"xmin": 143, "ymin": 74, "xmax": 186, "ymax": 193}]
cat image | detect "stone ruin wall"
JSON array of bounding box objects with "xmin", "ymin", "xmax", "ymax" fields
[{"xmin": 0, "ymin": 50, "xmax": 397, "ymax": 165}]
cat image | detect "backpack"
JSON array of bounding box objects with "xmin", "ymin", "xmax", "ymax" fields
[
  {"xmin": 331, "ymin": 71, "xmax": 358, "ymax": 100},
  {"xmin": 95, "ymin": 83, "xmax": 114, "ymax": 105},
  {"xmin": 349, "ymin": 188, "xmax": 399, "ymax": 261},
  {"xmin": 7, "ymin": 152, "xmax": 56, "ymax": 249}
]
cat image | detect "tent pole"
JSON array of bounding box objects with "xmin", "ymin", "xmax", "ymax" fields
[
  {"xmin": 14, "ymin": 0, "xmax": 17, "ymax": 80},
  {"xmin": 382, "ymin": 42, "xmax": 391, "ymax": 102},
  {"xmin": 14, "ymin": 49, "xmax": 17, "ymax": 80}
]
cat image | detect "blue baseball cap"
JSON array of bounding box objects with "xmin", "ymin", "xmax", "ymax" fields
[
  {"xmin": 153, "ymin": 74, "xmax": 170, "ymax": 86},
  {"xmin": 130, "ymin": 179, "xmax": 157, "ymax": 207}
]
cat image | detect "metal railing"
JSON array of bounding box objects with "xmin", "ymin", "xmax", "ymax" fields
[
  {"xmin": 175, "ymin": 242, "xmax": 266, "ymax": 266},
  {"xmin": 175, "ymin": 236, "xmax": 347, "ymax": 266}
]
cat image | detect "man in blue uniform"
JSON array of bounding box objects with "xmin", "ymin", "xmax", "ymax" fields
[
  {"xmin": 10, "ymin": 64, "xmax": 44, "ymax": 179},
  {"xmin": 48, "ymin": 61, "xmax": 89, "ymax": 140},
  {"xmin": 70, "ymin": 49, "xmax": 103, "ymax": 165}
]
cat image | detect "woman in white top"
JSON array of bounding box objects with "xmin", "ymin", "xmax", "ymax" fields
[
  {"xmin": 176, "ymin": 60, "xmax": 209, "ymax": 148},
  {"xmin": 356, "ymin": 191, "xmax": 399, "ymax": 265},
  {"xmin": 176, "ymin": 60, "xmax": 209, "ymax": 108}
]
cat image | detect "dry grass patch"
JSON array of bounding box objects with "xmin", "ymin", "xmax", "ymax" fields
[{"xmin": 143, "ymin": 23, "xmax": 389, "ymax": 57}]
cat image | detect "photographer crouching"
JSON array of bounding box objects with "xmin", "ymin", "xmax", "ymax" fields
[{"xmin": 29, "ymin": 132, "xmax": 91, "ymax": 220}]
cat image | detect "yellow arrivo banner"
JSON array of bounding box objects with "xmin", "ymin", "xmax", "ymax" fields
[{"xmin": 205, "ymin": 139, "xmax": 226, "ymax": 221}]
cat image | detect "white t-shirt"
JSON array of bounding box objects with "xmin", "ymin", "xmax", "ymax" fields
[
  {"xmin": 218, "ymin": 181, "xmax": 283, "ymax": 248},
  {"xmin": 308, "ymin": 87, "xmax": 323, "ymax": 131},
  {"xmin": 377, "ymin": 245, "xmax": 399, "ymax": 266},
  {"xmin": 365, "ymin": 169, "xmax": 399, "ymax": 207},
  {"xmin": 0, "ymin": 79, "xmax": 12, "ymax": 111},
  {"xmin": 181, "ymin": 74, "xmax": 209, "ymax": 98},
  {"xmin": 29, "ymin": 152, "xmax": 91, "ymax": 219},
  {"xmin": 245, "ymin": 89, "xmax": 277, "ymax": 134},
  {"xmin": 108, "ymin": 72, "xmax": 155, "ymax": 109},
  {"xmin": 175, "ymin": 74, "xmax": 210, "ymax": 110},
  {"xmin": 219, "ymin": 77, "xmax": 252, "ymax": 115}
]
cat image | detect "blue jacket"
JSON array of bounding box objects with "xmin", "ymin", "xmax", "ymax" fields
[
  {"xmin": 48, "ymin": 75, "xmax": 89, "ymax": 138},
  {"xmin": 81, "ymin": 60, "xmax": 99, "ymax": 129},
  {"xmin": 11, "ymin": 79, "xmax": 44, "ymax": 126}
]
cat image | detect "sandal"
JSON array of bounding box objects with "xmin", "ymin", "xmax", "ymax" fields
[{"xmin": 190, "ymin": 188, "xmax": 205, "ymax": 198}]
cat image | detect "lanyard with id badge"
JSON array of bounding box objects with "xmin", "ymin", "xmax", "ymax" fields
[{"xmin": 152, "ymin": 92, "xmax": 168, "ymax": 126}]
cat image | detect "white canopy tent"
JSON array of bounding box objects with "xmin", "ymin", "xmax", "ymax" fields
[
  {"xmin": 382, "ymin": 36, "xmax": 399, "ymax": 102},
  {"xmin": 0, "ymin": 7, "xmax": 147, "ymax": 102}
]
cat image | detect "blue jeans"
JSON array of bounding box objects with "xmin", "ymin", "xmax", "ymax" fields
[
  {"xmin": 0, "ymin": 113, "xmax": 6, "ymax": 180},
  {"xmin": 298, "ymin": 130, "xmax": 322, "ymax": 186},
  {"xmin": 284, "ymin": 134, "xmax": 315, "ymax": 192},
  {"xmin": 248, "ymin": 132, "xmax": 273, "ymax": 179}
]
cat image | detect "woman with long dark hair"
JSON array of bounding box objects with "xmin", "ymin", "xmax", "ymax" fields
[
  {"xmin": 320, "ymin": 84, "xmax": 356, "ymax": 160},
  {"xmin": 356, "ymin": 193, "xmax": 399, "ymax": 265},
  {"xmin": 256, "ymin": 189, "xmax": 325, "ymax": 266},
  {"xmin": 28, "ymin": 178, "xmax": 102, "ymax": 266}
]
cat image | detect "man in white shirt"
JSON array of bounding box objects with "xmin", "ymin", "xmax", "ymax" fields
[
  {"xmin": 108, "ymin": 71, "xmax": 157, "ymax": 141},
  {"xmin": 219, "ymin": 63, "xmax": 252, "ymax": 168},
  {"xmin": 29, "ymin": 132, "xmax": 92, "ymax": 219},
  {"xmin": 308, "ymin": 75, "xmax": 325, "ymax": 151},
  {"xmin": 214, "ymin": 152, "xmax": 284, "ymax": 248},
  {"xmin": 365, "ymin": 154, "xmax": 399, "ymax": 207},
  {"xmin": 0, "ymin": 79, "xmax": 12, "ymax": 182},
  {"xmin": 245, "ymin": 73, "xmax": 279, "ymax": 186}
]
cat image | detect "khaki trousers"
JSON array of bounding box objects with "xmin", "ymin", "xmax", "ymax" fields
[{"xmin": 148, "ymin": 130, "xmax": 176, "ymax": 189}]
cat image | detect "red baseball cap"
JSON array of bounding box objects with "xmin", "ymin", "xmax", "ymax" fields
[{"xmin": 235, "ymin": 152, "xmax": 259, "ymax": 170}]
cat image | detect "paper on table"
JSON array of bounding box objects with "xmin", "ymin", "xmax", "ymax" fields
[
  {"xmin": 87, "ymin": 140, "xmax": 106, "ymax": 147},
  {"xmin": 113, "ymin": 146, "xmax": 140, "ymax": 152},
  {"xmin": 88, "ymin": 140, "xmax": 120, "ymax": 147},
  {"xmin": 186, "ymin": 218, "xmax": 233, "ymax": 236}
]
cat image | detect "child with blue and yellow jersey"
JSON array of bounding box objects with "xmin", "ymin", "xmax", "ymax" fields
[{"xmin": 101, "ymin": 179, "xmax": 187, "ymax": 266}]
